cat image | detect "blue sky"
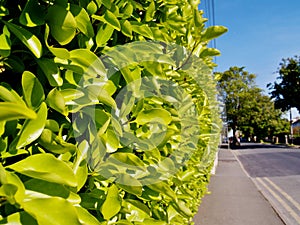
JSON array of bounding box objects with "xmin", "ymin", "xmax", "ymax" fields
[{"xmin": 205, "ymin": 0, "xmax": 300, "ymax": 118}]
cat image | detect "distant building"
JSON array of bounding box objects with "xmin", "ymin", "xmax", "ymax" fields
[{"xmin": 292, "ymin": 118, "xmax": 300, "ymax": 138}]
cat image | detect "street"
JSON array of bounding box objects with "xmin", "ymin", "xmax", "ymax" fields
[{"xmin": 234, "ymin": 143, "xmax": 300, "ymax": 225}]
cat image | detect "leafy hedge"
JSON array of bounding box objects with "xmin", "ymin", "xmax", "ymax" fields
[{"xmin": 0, "ymin": 0, "xmax": 226, "ymax": 224}]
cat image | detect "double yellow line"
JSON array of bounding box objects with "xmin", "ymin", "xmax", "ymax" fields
[{"xmin": 256, "ymin": 177, "xmax": 300, "ymax": 224}]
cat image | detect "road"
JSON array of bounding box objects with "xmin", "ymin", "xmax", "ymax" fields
[{"xmin": 234, "ymin": 143, "xmax": 300, "ymax": 225}]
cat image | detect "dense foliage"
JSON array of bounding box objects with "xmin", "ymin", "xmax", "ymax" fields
[
  {"xmin": 268, "ymin": 56, "xmax": 300, "ymax": 113},
  {"xmin": 216, "ymin": 67, "xmax": 289, "ymax": 142},
  {"xmin": 0, "ymin": 0, "xmax": 226, "ymax": 224}
]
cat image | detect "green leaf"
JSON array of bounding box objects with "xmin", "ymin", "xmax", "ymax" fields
[
  {"xmin": 7, "ymin": 153, "xmax": 78, "ymax": 187},
  {"xmin": 3, "ymin": 21, "xmax": 42, "ymax": 58},
  {"xmin": 148, "ymin": 181, "xmax": 177, "ymax": 200},
  {"xmin": 46, "ymin": 5, "xmax": 77, "ymax": 45},
  {"xmin": 46, "ymin": 88, "xmax": 68, "ymax": 116},
  {"xmin": 115, "ymin": 173, "xmax": 143, "ymax": 196},
  {"xmin": 103, "ymin": 10, "xmax": 121, "ymax": 31},
  {"xmin": 0, "ymin": 85, "xmax": 25, "ymax": 105},
  {"xmin": 70, "ymin": 4, "xmax": 94, "ymax": 37},
  {"xmin": 110, "ymin": 152, "xmax": 145, "ymax": 168},
  {"xmin": 19, "ymin": 0, "xmax": 45, "ymax": 27},
  {"xmin": 0, "ymin": 211, "xmax": 38, "ymax": 225},
  {"xmin": 23, "ymin": 197, "xmax": 81, "ymax": 225},
  {"xmin": 96, "ymin": 23, "xmax": 114, "ymax": 47},
  {"xmin": 92, "ymin": 10, "xmax": 120, "ymax": 31},
  {"xmin": 100, "ymin": 184, "xmax": 121, "ymax": 220},
  {"xmin": 22, "ymin": 71, "xmax": 45, "ymax": 109},
  {"xmin": 5, "ymin": 172, "xmax": 26, "ymax": 204},
  {"xmin": 73, "ymin": 141, "xmax": 89, "ymax": 191},
  {"xmin": 0, "ymin": 102, "xmax": 37, "ymax": 121},
  {"xmin": 131, "ymin": 24, "xmax": 153, "ymax": 39},
  {"xmin": 38, "ymin": 129, "xmax": 77, "ymax": 154},
  {"xmin": 102, "ymin": 127, "xmax": 119, "ymax": 153},
  {"xmin": 145, "ymin": 1, "xmax": 155, "ymax": 22},
  {"xmin": 95, "ymin": 109, "xmax": 110, "ymax": 136},
  {"xmin": 75, "ymin": 206, "xmax": 101, "ymax": 225},
  {"xmin": 16, "ymin": 102, "xmax": 47, "ymax": 149},
  {"xmin": 24, "ymin": 179, "xmax": 81, "ymax": 205},
  {"xmin": 37, "ymin": 58, "xmax": 63, "ymax": 86},
  {"xmin": 201, "ymin": 26, "xmax": 228, "ymax": 42},
  {"xmin": 171, "ymin": 200, "xmax": 193, "ymax": 217},
  {"xmin": 120, "ymin": 20, "xmax": 133, "ymax": 38},
  {"xmin": 101, "ymin": 0, "xmax": 112, "ymax": 9},
  {"xmin": 0, "ymin": 183, "xmax": 18, "ymax": 204},
  {"xmin": 69, "ymin": 49, "xmax": 106, "ymax": 77},
  {"xmin": 135, "ymin": 108, "xmax": 172, "ymax": 125},
  {"xmin": 200, "ymin": 48, "xmax": 221, "ymax": 57},
  {"xmin": 0, "ymin": 26, "xmax": 11, "ymax": 57},
  {"xmin": 122, "ymin": 199, "xmax": 151, "ymax": 222},
  {"xmin": 44, "ymin": 24, "xmax": 70, "ymax": 59}
]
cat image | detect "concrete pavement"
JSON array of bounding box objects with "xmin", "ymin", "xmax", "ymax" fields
[{"xmin": 193, "ymin": 148, "xmax": 285, "ymax": 225}]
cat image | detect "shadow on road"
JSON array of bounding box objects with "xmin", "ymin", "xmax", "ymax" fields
[{"xmin": 219, "ymin": 143, "xmax": 289, "ymax": 150}]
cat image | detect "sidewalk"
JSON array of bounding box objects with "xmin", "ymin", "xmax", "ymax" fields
[{"xmin": 193, "ymin": 148, "xmax": 284, "ymax": 225}]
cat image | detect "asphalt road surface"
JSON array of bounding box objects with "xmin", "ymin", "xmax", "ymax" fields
[{"xmin": 234, "ymin": 143, "xmax": 300, "ymax": 225}]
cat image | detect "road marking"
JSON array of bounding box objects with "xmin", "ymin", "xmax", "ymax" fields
[
  {"xmin": 256, "ymin": 177, "xmax": 300, "ymax": 224},
  {"xmin": 264, "ymin": 177, "xmax": 300, "ymax": 213}
]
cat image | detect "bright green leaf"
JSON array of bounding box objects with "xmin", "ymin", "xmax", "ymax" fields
[
  {"xmin": 69, "ymin": 49, "xmax": 106, "ymax": 77},
  {"xmin": 7, "ymin": 153, "xmax": 77, "ymax": 187},
  {"xmin": 0, "ymin": 85, "xmax": 25, "ymax": 105},
  {"xmin": 135, "ymin": 108, "xmax": 172, "ymax": 125},
  {"xmin": 122, "ymin": 199, "xmax": 151, "ymax": 222},
  {"xmin": 75, "ymin": 206, "xmax": 101, "ymax": 225},
  {"xmin": 44, "ymin": 24, "xmax": 70, "ymax": 59},
  {"xmin": 92, "ymin": 10, "xmax": 120, "ymax": 31},
  {"xmin": 200, "ymin": 48, "xmax": 221, "ymax": 57},
  {"xmin": 0, "ymin": 26, "xmax": 11, "ymax": 57},
  {"xmin": 46, "ymin": 5, "xmax": 77, "ymax": 45},
  {"xmin": 16, "ymin": 102, "xmax": 47, "ymax": 149},
  {"xmin": 3, "ymin": 21, "xmax": 42, "ymax": 58},
  {"xmin": 116, "ymin": 173, "xmax": 143, "ymax": 196},
  {"xmin": 22, "ymin": 71, "xmax": 45, "ymax": 109},
  {"xmin": 70, "ymin": 4, "xmax": 94, "ymax": 37},
  {"xmin": 5, "ymin": 172, "xmax": 26, "ymax": 204},
  {"xmin": 24, "ymin": 179, "xmax": 81, "ymax": 205},
  {"xmin": 23, "ymin": 197, "xmax": 81, "ymax": 225},
  {"xmin": 0, "ymin": 102, "xmax": 37, "ymax": 121},
  {"xmin": 96, "ymin": 23, "xmax": 114, "ymax": 47},
  {"xmin": 38, "ymin": 129, "xmax": 77, "ymax": 154},
  {"xmin": 120, "ymin": 20, "xmax": 132, "ymax": 38},
  {"xmin": 37, "ymin": 58, "xmax": 63, "ymax": 87},
  {"xmin": 131, "ymin": 24, "xmax": 153, "ymax": 39},
  {"xmin": 148, "ymin": 181, "xmax": 177, "ymax": 200},
  {"xmin": 73, "ymin": 141, "xmax": 89, "ymax": 191},
  {"xmin": 46, "ymin": 88, "xmax": 68, "ymax": 116},
  {"xmin": 100, "ymin": 184, "xmax": 121, "ymax": 220},
  {"xmin": 201, "ymin": 25, "xmax": 228, "ymax": 42},
  {"xmin": 0, "ymin": 211, "xmax": 38, "ymax": 225},
  {"xmin": 145, "ymin": 1, "xmax": 155, "ymax": 22}
]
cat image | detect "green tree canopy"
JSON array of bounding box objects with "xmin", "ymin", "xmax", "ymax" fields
[
  {"xmin": 268, "ymin": 56, "xmax": 300, "ymax": 112},
  {"xmin": 216, "ymin": 67, "xmax": 289, "ymax": 142}
]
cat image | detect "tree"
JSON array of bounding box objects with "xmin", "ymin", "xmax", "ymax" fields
[
  {"xmin": 216, "ymin": 67, "xmax": 289, "ymax": 145},
  {"xmin": 268, "ymin": 56, "xmax": 300, "ymax": 112}
]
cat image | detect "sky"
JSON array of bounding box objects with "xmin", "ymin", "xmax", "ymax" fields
[{"xmin": 205, "ymin": 0, "xmax": 300, "ymax": 118}]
